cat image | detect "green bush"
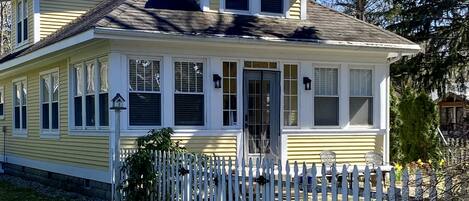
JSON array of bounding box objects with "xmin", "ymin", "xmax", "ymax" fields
[
  {"xmin": 394, "ymin": 88, "xmax": 443, "ymax": 165},
  {"xmin": 120, "ymin": 128, "xmax": 186, "ymax": 201}
]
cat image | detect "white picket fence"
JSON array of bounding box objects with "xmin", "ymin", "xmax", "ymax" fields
[{"xmin": 119, "ymin": 150, "xmax": 460, "ymax": 201}]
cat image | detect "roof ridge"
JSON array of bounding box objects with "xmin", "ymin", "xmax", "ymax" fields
[{"xmin": 311, "ymin": 1, "xmax": 416, "ymax": 45}]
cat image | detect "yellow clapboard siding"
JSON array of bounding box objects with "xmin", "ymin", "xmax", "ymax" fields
[
  {"xmin": 40, "ymin": 0, "xmax": 102, "ymax": 39},
  {"xmin": 0, "ymin": 60, "xmax": 110, "ymax": 171},
  {"xmin": 288, "ymin": 135, "xmax": 383, "ymax": 165},
  {"xmin": 288, "ymin": 0, "xmax": 301, "ymax": 19},
  {"xmin": 121, "ymin": 136, "xmax": 238, "ymax": 157}
]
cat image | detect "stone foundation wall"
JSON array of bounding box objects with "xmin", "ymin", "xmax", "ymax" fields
[{"xmin": 3, "ymin": 163, "xmax": 111, "ymax": 200}]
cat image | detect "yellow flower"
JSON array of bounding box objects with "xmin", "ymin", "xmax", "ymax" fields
[
  {"xmin": 417, "ymin": 159, "xmax": 423, "ymax": 165},
  {"xmin": 428, "ymin": 159, "xmax": 432, "ymax": 164},
  {"xmin": 439, "ymin": 159, "xmax": 445, "ymax": 166},
  {"xmin": 395, "ymin": 163, "xmax": 403, "ymax": 172}
]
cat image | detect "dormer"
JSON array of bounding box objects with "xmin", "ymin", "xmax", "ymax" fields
[
  {"xmin": 11, "ymin": 0, "xmax": 103, "ymax": 51},
  {"xmin": 200, "ymin": 0, "xmax": 307, "ymax": 19}
]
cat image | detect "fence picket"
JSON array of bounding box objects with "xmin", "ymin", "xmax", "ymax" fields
[
  {"xmin": 255, "ymin": 158, "xmax": 261, "ymax": 201},
  {"xmin": 389, "ymin": 168, "xmax": 396, "ymax": 201},
  {"xmin": 429, "ymin": 170, "xmax": 437, "ymax": 201},
  {"xmin": 234, "ymin": 159, "xmax": 239, "ymax": 201},
  {"xmin": 352, "ymin": 165, "xmax": 359, "ymax": 201},
  {"xmin": 228, "ymin": 158, "xmax": 233, "ymax": 201},
  {"xmin": 278, "ymin": 160, "xmax": 283, "ymax": 201},
  {"xmin": 311, "ymin": 163, "xmax": 317, "ymax": 201},
  {"xmin": 249, "ymin": 158, "xmax": 254, "ymax": 201},
  {"xmin": 264, "ymin": 159, "xmax": 270, "ymax": 201},
  {"xmin": 402, "ymin": 169, "xmax": 409, "ymax": 201},
  {"xmin": 162, "ymin": 151, "xmax": 167, "ymax": 200},
  {"xmin": 286, "ymin": 161, "xmax": 291, "ymax": 201},
  {"xmin": 209, "ymin": 157, "xmax": 215, "ymax": 201},
  {"xmin": 294, "ymin": 161, "xmax": 299, "ymax": 201},
  {"xmin": 415, "ymin": 170, "xmax": 423, "ymax": 200},
  {"xmin": 170, "ymin": 152, "xmax": 175, "ymax": 200},
  {"xmin": 270, "ymin": 160, "xmax": 275, "ymax": 200},
  {"xmin": 331, "ymin": 165, "xmax": 337, "ymax": 201},
  {"xmin": 364, "ymin": 166, "xmax": 371, "ymax": 201},
  {"xmin": 341, "ymin": 164, "xmax": 348, "ymax": 201},
  {"xmin": 376, "ymin": 167, "xmax": 383, "ymax": 201},
  {"xmin": 241, "ymin": 158, "xmax": 246, "ymax": 201},
  {"xmin": 221, "ymin": 158, "xmax": 227, "ymax": 201},
  {"xmin": 302, "ymin": 162, "xmax": 308, "ymax": 201},
  {"xmin": 321, "ymin": 164, "xmax": 327, "ymax": 201}
]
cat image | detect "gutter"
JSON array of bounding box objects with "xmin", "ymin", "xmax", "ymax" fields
[{"xmin": 94, "ymin": 27, "xmax": 421, "ymax": 53}]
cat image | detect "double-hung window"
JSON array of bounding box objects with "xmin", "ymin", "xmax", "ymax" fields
[
  {"xmin": 0, "ymin": 86, "xmax": 4, "ymax": 118},
  {"xmin": 72, "ymin": 57, "xmax": 109, "ymax": 129},
  {"xmin": 350, "ymin": 69, "xmax": 373, "ymax": 126},
  {"xmin": 314, "ymin": 66, "xmax": 339, "ymax": 126},
  {"xmin": 128, "ymin": 59, "xmax": 161, "ymax": 126},
  {"xmin": 174, "ymin": 60, "xmax": 204, "ymax": 126},
  {"xmin": 223, "ymin": 61, "xmax": 237, "ymax": 126},
  {"xmin": 13, "ymin": 79, "xmax": 27, "ymax": 133},
  {"xmin": 40, "ymin": 71, "xmax": 59, "ymax": 135},
  {"xmin": 16, "ymin": 0, "xmax": 28, "ymax": 45}
]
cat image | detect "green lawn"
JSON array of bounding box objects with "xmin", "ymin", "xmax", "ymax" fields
[{"xmin": 0, "ymin": 180, "xmax": 68, "ymax": 201}]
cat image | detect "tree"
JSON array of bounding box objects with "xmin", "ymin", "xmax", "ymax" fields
[
  {"xmin": 387, "ymin": 0, "xmax": 469, "ymax": 96},
  {"xmin": 0, "ymin": 1, "xmax": 12, "ymax": 55},
  {"xmin": 395, "ymin": 88, "xmax": 442, "ymax": 164}
]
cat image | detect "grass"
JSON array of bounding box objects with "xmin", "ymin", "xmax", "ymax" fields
[{"xmin": 0, "ymin": 180, "xmax": 68, "ymax": 201}]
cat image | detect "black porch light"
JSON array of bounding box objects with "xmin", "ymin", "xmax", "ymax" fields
[
  {"xmin": 303, "ymin": 77, "xmax": 312, "ymax": 91},
  {"xmin": 213, "ymin": 74, "xmax": 222, "ymax": 88}
]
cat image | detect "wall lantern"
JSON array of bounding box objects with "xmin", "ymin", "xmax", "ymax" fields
[
  {"xmin": 213, "ymin": 74, "xmax": 222, "ymax": 88},
  {"xmin": 303, "ymin": 77, "xmax": 312, "ymax": 91}
]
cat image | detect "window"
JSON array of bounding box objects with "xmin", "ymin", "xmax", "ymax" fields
[
  {"xmin": 174, "ymin": 60, "xmax": 204, "ymax": 126},
  {"xmin": 16, "ymin": 0, "xmax": 28, "ymax": 45},
  {"xmin": 13, "ymin": 79, "xmax": 27, "ymax": 133},
  {"xmin": 284, "ymin": 64, "xmax": 298, "ymax": 126},
  {"xmin": 349, "ymin": 69, "xmax": 373, "ymax": 126},
  {"xmin": 244, "ymin": 61, "xmax": 277, "ymax": 69},
  {"xmin": 0, "ymin": 87, "xmax": 4, "ymax": 118},
  {"xmin": 261, "ymin": 0, "xmax": 283, "ymax": 13},
  {"xmin": 226, "ymin": 0, "xmax": 249, "ymax": 10},
  {"xmin": 223, "ymin": 61, "xmax": 237, "ymax": 126},
  {"xmin": 72, "ymin": 57, "xmax": 109, "ymax": 129},
  {"xmin": 128, "ymin": 59, "xmax": 161, "ymax": 126},
  {"xmin": 40, "ymin": 71, "xmax": 59, "ymax": 134},
  {"xmin": 314, "ymin": 67, "xmax": 339, "ymax": 126}
]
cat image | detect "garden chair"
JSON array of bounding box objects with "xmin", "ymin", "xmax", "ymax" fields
[{"xmin": 364, "ymin": 151, "xmax": 383, "ymax": 169}]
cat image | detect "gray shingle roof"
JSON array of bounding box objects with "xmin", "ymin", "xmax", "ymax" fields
[{"xmin": 0, "ymin": 0, "xmax": 417, "ymax": 64}]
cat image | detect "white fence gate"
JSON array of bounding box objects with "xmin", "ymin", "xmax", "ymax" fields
[{"xmin": 119, "ymin": 150, "xmax": 461, "ymax": 201}]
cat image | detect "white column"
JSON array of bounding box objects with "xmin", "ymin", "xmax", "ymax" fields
[
  {"xmin": 339, "ymin": 63, "xmax": 349, "ymax": 128},
  {"xmin": 251, "ymin": 0, "xmax": 260, "ymax": 14},
  {"xmin": 209, "ymin": 57, "xmax": 223, "ymax": 129},
  {"xmin": 162, "ymin": 55, "xmax": 174, "ymax": 127},
  {"xmin": 299, "ymin": 61, "xmax": 313, "ymax": 128}
]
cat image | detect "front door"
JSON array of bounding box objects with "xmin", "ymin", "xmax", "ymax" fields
[{"xmin": 243, "ymin": 70, "xmax": 281, "ymax": 162}]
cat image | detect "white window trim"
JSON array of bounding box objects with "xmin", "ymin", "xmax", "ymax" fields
[
  {"xmin": 220, "ymin": 0, "xmax": 287, "ymax": 18},
  {"xmin": 173, "ymin": 58, "xmax": 208, "ymax": 129},
  {"xmin": 69, "ymin": 56, "xmax": 109, "ymax": 132},
  {"xmin": 0, "ymin": 86, "xmax": 4, "ymax": 120},
  {"xmin": 312, "ymin": 64, "xmax": 341, "ymax": 128},
  {"xmin": 348, "ymin": 66, "xmax": 375, "ymax": 128},
  {"xmin": 16, "ymin": 0, "xmax": 28, "ymax": 47},
  {"xmin": 127, "ymin": 57, "xmax": 163, "ymax": 130},
  {"xmin": 12, "ymin": 77, "xmax": 27, "ymax": 136},
  {"xmin": 39, "ymin": 68, "xmax": 60, "ymax": 139},
  {"xmin": 282, "ymin": 62, "xmax": 300, "ymax": 128}
]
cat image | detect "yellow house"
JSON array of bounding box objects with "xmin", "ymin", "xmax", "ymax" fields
[{"xmin": 0, "ymin": 0, "xmax": 420, "ymax": 199}]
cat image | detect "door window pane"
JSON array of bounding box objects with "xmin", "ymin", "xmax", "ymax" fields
[{"xmin": 284, "ymin": 64, "xmax": 298, "ymax": 126}]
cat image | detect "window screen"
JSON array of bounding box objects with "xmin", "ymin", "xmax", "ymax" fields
[
  {"xmin": 349, "ymin": 69, "xmax": 373, "ymax": 125},
  {"xmin": 175, "ymin": 61, "xmax": 204, "ymax": 126},
  {"xmin": 129, "ymin": 59, "xmax": 161, "ymax": 126},
  {"xmin": 314, "ymin": 67, "xmax": 339, "ymax": 126},
  {"xmin": 226, "ymin": 0, "xmax": 249, "ymax": 10}
]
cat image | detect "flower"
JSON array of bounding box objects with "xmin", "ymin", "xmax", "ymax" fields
[
  {"xmin": 428, "ymin": 159, "xmax": 432, "ymax": 164},
  {"xmin": 417, "ymin": 159, "xmax": 423, "ymax": 165},
  {"xmin": 395, "ymin": 163, "xmax": 403, "ymax": 172},
  {"xmin": 439, "ymin": 159, "xmax": 445, "ymax": 166}
]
